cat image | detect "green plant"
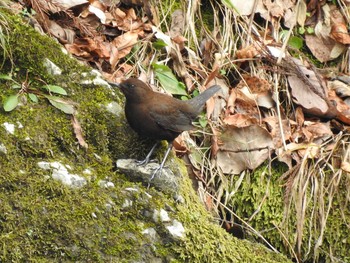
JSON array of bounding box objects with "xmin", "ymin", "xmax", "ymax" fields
[{"xmin": 1, "ymin": 73, "xmax": 75, "ymax": 114}]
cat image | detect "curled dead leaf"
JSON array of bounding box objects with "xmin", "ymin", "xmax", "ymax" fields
[{"xmin": 330, "ymin": 23, "xmax": 350, "ymax": 44}]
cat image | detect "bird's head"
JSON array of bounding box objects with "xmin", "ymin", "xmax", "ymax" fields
[{"xmin": 108, "ymin": 78, "xmax": 152, "ymax": 103}]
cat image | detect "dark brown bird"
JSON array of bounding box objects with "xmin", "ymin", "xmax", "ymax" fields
[{"xmin": 109, "ymin": 78, "xmax": 220, "ymax": 180}]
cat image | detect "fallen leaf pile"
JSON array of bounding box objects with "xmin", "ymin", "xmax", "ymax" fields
[{"xmin": 16, "ymin": 0, "xmax": 350, "ymax": 177}]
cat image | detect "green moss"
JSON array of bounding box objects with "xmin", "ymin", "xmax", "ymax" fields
[{"xmin": 162, "ymin": 159, "xmax": 291, "ymax": 263}]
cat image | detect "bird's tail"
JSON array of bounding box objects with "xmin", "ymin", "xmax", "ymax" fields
[{"xmin": 188, "ymin": 85, "xmax": 221, "ymax": 115}]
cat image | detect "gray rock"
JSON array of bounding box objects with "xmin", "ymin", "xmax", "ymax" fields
[{"xmin": 116, "ymin": 159, "xmax": 181, "ymax": 195}]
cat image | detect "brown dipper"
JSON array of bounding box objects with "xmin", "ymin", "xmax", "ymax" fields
[{"xmin": 109, "ymin": 78, "xmax": 220, "ymax": 180}]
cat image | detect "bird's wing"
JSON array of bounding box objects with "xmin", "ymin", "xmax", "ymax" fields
[{"xmin": 149, "ymin": 105, "xmax": 194, "ymax": 133}]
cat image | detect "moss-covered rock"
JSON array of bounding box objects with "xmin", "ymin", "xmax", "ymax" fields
[
  {"xmin": 226, "ymin": 161, "xmax": 350, "ymax": 262},
  {"xmin": 0, "ymin": 9, "xmax": 291, "ymax": 263}
]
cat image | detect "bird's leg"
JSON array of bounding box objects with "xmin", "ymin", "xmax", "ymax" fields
[
  {"xmin": 149, "ymin": 142, "xmax": 173, "ymax": 181},
  {"xmin": 137, "ymin": 142, "xmax": 159, "ymax": 166}
]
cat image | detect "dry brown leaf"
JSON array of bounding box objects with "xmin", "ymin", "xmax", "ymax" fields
[
  {"xmin": 276, "ymin": 148, "xmax": 292, "ymax": 169},
  {"xmin": 48, "ymin": 20, "xmax": 75, "ymax": 44},
  {"xmin": 330, "ymin": 23, "xmax": 350, "ymax": 44},
  {"xmin": 241, "ymin": 75, "xmax": 271, "ymax": 93},
  {"xmin": 110, "ymin": 8, "xmax": 143, "ymax": 31},
  {"xmin": 172, "ymin": 35, "xmax": 187, "ymax": 51},
  {"xmin": 233, "ymin": 88, "xmax": 259, "ymax": 117},
  {"xmin": 303, "ymin": 122, "xmax": 333, "ymax": 142},
  {"xmin": 200, "ymin": 37, "xmax": 214, "ymax": 67},
  {"xmin": 305, "ymin": 34, "xmax": 340, "ymax": 62},
  {"xmin": 341, "ymin": 161, "xmax": 350, "ymax": 173},
  {"xmin": 65, "ymin": 37, "xmax": 110, "ymax": 60},
  {"xmin": 287, "ymin": 58, "xmax": 333, "ymax": 117},
  {"xmin": 71, "ymin": 115, "xmax": 88, "ymax": 149},
  {"xmin": 236, "ymin": 43, "xmax": 261, "ymax": 59},
  {"xmin": 121, "ymin": 0, "xmax": 154, "ymax": 21},
  {"xmin": 223, "ymin": 114, "xmax": 258, "ymax": 127},
  {"xmin": 263, "ymin": 0, "xmax": 284, "ymax": 17},
  {"xmin": 173, "ymin": 135, "xmax": 188, "ymax": 155},
  {"xmin": 205, "ymin": 78, "xmax": 229, "ymax": 121},
  {"xmin": 328, "ymin": 79, "xmax": 350, "ymax": 97},
  {"xmin": 260, "ymin": 0, "xmax": 295, "ymax": 19},
  {"xmin": 210, "ymin": 123, "xmax": 220, "ymax": 157},
  {"xmin": 216, "ymin": 125, "xmax": 274, "ymax": 174},
  {"xmin": 263, "ymin": 116, "xmax": 291, "ymax": 148},
  {"xmin": 225, "ymin": 89, "xmax": 236, "ymax": 115},
  {"xmin": 110, "ymin": 31, "xmax": 139, "ymax": 68},
  {"xmin": 328, "ymin": 89, "xmax": 350, "ymax": 116},
  {"xmin": 295, "ymin": 107, "xmax": 305, "ymax": 127},
  {"xmin": 238, "ymin": 76, "xmax": 274, "ymax": 108}
]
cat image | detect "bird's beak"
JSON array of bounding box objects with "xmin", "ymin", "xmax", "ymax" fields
[{"xmin": 107, "ymin": 81, "xmax": 121, "ymax": 88}]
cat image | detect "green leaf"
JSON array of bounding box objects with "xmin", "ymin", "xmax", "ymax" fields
[
  {"xmin": 28, "ymin": 93, "xmax": 38, "ymax": 103},
  {"xmin": 48, "ymin": 99, "xmax": 75, "ymax": 114},
  {"xmin": 0, "ymin": 74, "xmax": 13, "ymax": 81},
  {"xmin": 43, "ymin": 85, "xmax": 67, "ymax": 95},
  {"xmin": 44, "ymin": 95, "xmax": 75, "ymax": 114},
  {"xmin": 153, "ymin": 39, "xmax": 167, "ymax": 50},
  {"xmin": 198, "ymin": 114, "xmax": 208, "ymax": 128},
  {"xmin": 11, "ymin": 84, "xmax": 21, "ymax": 89},
  {"xmin": 152, "ymin": 63, "xmax": 187, "ymax": 95},
  {"xmin": 288, "ymin": 36, "xmax": 303, "ymax": 50},
  {"xmin": 3, "ymin": 94, "xmax": 19, "ymax": 112},
  {"xmin": 306, "ymin": 27, "xmax": 314, "ymax": 34}
]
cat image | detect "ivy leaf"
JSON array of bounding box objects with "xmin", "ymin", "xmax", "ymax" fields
[
  {"xmin": 44, "ymin": 95, "xmax": 75, "ymax": 114},
  {"xmin": 43, "ymin": 85, "xmax": 67, "ymax": 95},
  {"xmin": 28, "ymin": 93, "xmax": 38, "ymax": 103},
  {"xmin": 152, "ymin": 63, "xmax": 187, "ymax": 95},
  {"xmin": 3, "ymin": 94, "xmax": 19, "ymax": 112}
]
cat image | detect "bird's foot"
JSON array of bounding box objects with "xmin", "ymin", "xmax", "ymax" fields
[
  {"xmin": 136, "ymin": 158, "xmax": 157, "ymax": 166},
  {"xmin": 150, "ymin": 166, "xmax": 162, "ymax": 180},
  {"xmin": 147, "ymin": 165, "xmax": 163, "ymax": 188}
]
